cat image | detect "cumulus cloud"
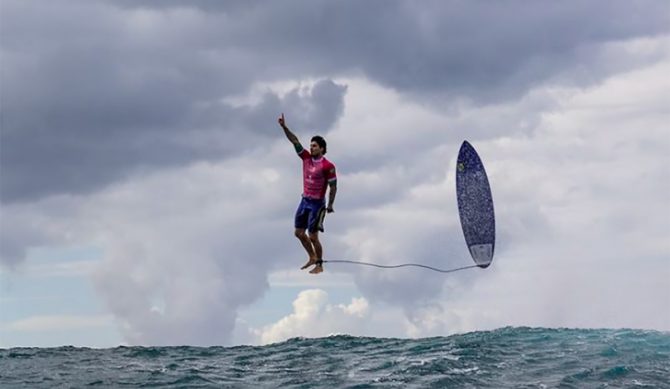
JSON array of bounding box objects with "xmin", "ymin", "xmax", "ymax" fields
[
  {"xmin": 85, "ymin": 154, "xmax": 309, "ymax": 346},
  {"xmin": 330, "ymin": 48, "xmax": 670, "ymax": 333},
  {"xmin": 254, "ymin": 289, "xmax": 370, "ymax": 345}
]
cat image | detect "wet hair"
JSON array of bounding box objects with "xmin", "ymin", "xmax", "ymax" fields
[{"xmin": 311, "ymin": 135, "xmax": 327, "ymax": 154}]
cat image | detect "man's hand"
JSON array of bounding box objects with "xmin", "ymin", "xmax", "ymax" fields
[
  {"xmin": 326, "ymin": 205, "xmax": 334, "ymax": 213},
  {"xmin": 279, "ymin": 113, "xmax": 301, "ymax": 146}
]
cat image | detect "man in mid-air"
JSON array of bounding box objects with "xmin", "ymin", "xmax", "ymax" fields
[{"xmin": 278, "ymin": 113, "xmax": 337, "ymax": 274}]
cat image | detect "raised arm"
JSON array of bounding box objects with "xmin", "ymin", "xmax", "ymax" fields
[{"xmin": 278, "ymin": 113, "xmax": 302, "ymax": 148}]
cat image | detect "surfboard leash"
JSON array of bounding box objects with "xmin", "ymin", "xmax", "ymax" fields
[{"xmin": 322, "ymin": 260, "xmax": 479, "ymax": 274}]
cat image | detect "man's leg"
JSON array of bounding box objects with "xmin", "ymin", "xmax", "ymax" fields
[
  {"xmin": 309, "ymin": 231, "xmax": 323, "ymax": 260},
  {"xmin": 295, "ymin": 228, "xmax": 318, "ymax": 269},
  {"xmin": 308, "ymin": 231, "xmax": 324, "ymax": 274}
]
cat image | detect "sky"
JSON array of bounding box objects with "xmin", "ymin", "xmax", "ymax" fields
[{"xmin": 1, "ymin": 0, "xmax": 669, "ymax": 348}]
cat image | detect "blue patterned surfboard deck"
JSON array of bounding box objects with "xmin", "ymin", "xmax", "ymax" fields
[{"xmin": 456, "ymin": 141, "xmax": 495, "ymax": 268}]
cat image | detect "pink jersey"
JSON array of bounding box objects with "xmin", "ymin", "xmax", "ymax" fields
[{"xmin": 298, "ymin": 149, "xmax": 337, "ymax": 200}]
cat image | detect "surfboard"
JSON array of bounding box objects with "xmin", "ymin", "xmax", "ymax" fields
[{"xmin": 456, "ymin": 141, "xmax": 495, "ymax": 268}]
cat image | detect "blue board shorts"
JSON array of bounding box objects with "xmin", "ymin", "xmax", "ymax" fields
[{"xmin": 294, "ymin": 196, "xmax": 326, "ymax": 233}]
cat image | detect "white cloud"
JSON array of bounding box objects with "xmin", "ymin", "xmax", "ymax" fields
[
  {"xmin": 86, "ymin": 157, "xmax": 297, "ymax": 346},
  {"xmin": 255, "ymin": 289, "xmax": 370, "ymax": 345},
  {"xmin": 320, "ymin": 37, "xmax": 670, "ymax": 333}
]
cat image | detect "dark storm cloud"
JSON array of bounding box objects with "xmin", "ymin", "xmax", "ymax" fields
[
  {"xmin": 1, "ymin": 0, "xmax": 346, "ymax": 202},
  {"xmin": 0, "ymin": 79, "xmax": 345, "ymax": 203},
  {"xmin": 1, "ymin": 0, "xmax": 668, "ymax": 203},
  {"xmin": 113, "ymin": 0, "xmax": 669, "ymax": 98}
]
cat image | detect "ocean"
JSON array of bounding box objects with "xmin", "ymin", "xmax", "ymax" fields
[{"xmin": 2, "ymin": 327, "xmax": 668, "ymax": 388}]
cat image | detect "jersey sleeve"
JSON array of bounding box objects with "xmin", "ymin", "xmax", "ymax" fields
[
  {"xmin": 325, "ymin": 162, "xmax": 337, "ymax": 184},
  {"xmin": 295, "ymin": 144, "xmax": 310, "ymax": 160}
]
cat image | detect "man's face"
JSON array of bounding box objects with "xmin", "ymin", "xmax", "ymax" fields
[{"xmin": 310, "ymin": 141, "xmax": 323, "ymax": 157}]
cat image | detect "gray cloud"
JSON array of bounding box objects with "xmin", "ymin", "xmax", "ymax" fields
[
  {"xmin": 1, "ymin": 81, "xmax": 344, "ymax": 203},
  {"xmin": 2, "ymin": 0, "xmax": 668, "ymax": 204},
  {"xmin": 1, "ymin": 0, "xmax": 346, "ymax": 203},
  {"xmin": 110, "ymin": 0, "xmax": 670, "ymax": 98},
  {"xmin": 1, "ymin": 0, "xmax": 668, "ymax": 345}
]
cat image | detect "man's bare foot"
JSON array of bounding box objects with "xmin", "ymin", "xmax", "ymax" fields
[
  {"xmin": 301, "ymin": 258, "xmax": 318, "ymax": 270},
  {"xmin": 309, "ymin": 262, "xmax": 323, "ymax": 274}
]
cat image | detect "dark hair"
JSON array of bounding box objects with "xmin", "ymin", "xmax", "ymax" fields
[{"xmin": 311, "ymin": 135, "xmax": 327, "ymax": 154}]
